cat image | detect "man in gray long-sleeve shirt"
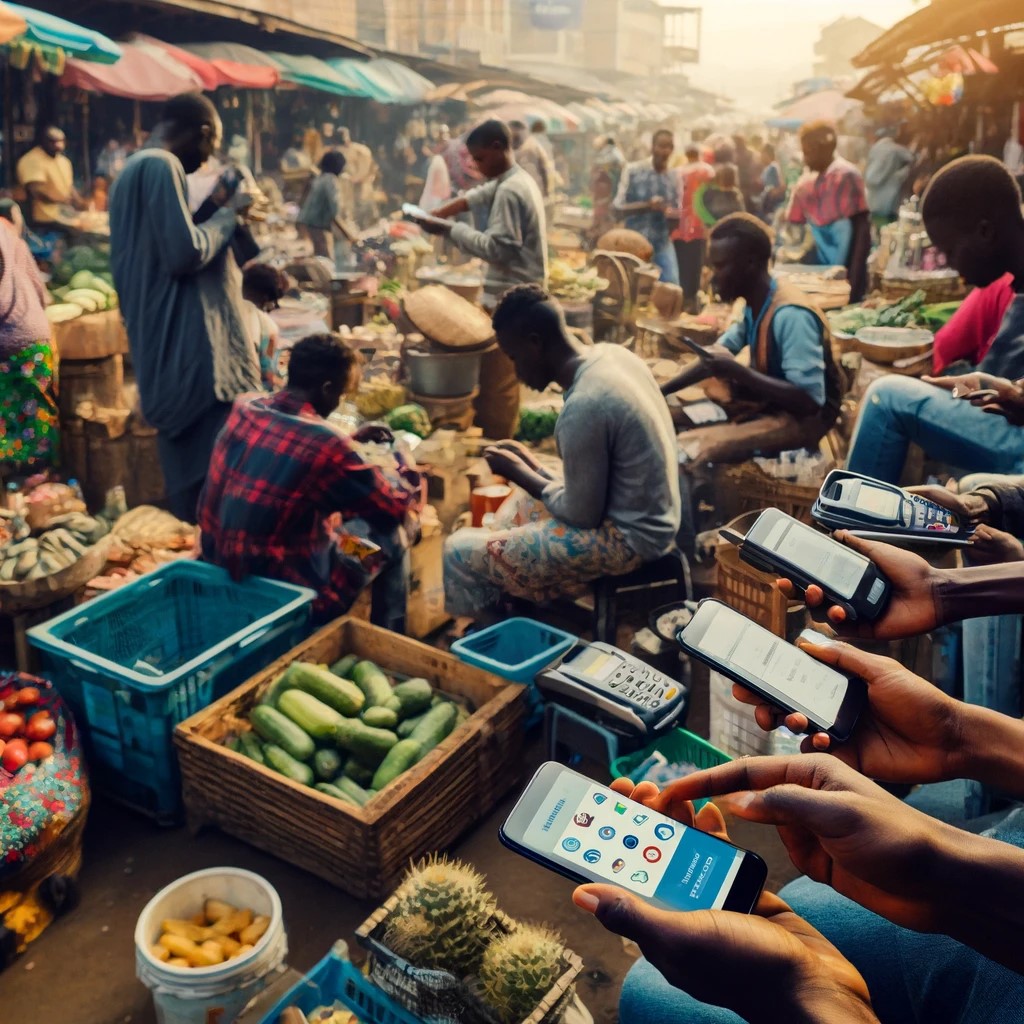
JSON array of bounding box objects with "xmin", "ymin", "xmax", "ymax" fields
[
  {"xmin": 444, "ymin": 285, "xmax": 681, "ymax": 617},
  {"xmin": 110, "ymin": 93, "xmax": 260, "ymax": 520},
  {"xmin": 411, "ymin": 119, "xmax": 547, "ymax": 439}
]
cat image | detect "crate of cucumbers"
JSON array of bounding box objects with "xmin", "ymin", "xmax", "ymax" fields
[{"xmin": 174, "ymin": 618, "xmax": 528, "ymax": 899}]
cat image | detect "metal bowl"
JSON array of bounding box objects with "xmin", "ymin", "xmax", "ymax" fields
[
  {"xmin": 853, "ymin": 327, "xmax": 934, "ymax": 365},
  {"xmin": 405, "ymin": 348, "xmax": 487, "ymax": 397}
]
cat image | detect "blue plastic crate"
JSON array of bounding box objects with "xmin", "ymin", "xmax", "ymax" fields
[
  {"xmin": 28, "ymin": 561, "xmax": 314, "ymax": 823},
  {"xmin": 450, "ymin": 617, "xmax": 577, "ymax": 729},
  {"xmin": 258, "ymin": 942, "xmax": 424, "ymax": 1024}
]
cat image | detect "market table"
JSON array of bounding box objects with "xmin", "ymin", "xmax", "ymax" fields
[{"xmin": 51, "ymin": 308, "xmax": 129, "ymax": 361}]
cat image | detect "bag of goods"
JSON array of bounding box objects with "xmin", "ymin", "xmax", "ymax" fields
[
  {"xmin": 0, "ymin": 672, "xmax": 89, "ymax": 971},
  {"xmin": 404, "ymin": 286, "xmax": 494, "ymax": 350},
  {"xmin": 595, "ymin": 228, "xmax": 654, "ymax": 261},
  {"xmin": 385, "ymin": 403, "xmax": 432, "ymax": 439}
]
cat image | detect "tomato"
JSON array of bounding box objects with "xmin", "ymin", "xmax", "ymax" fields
[
  {"xmin": 2, "ymin": 738, "xmax": 28, "ymax": 772},
  {"xmin": 0, "ymin": 712, "xmax": 24, "ymax": 739},
  {"xmin": 27, "ymin": 741, "xmax": 54, "ymax": 761},
  {"xmin": 0, "ymin": 739, "xmax": 5, "ymax": 758},
  {"xmin": 25, "ymin": 712, "xmax": 56, "ymax": 742},
  {"xmin": 14, "ymin": 687, "xmax": 40, "ymax": 707}
]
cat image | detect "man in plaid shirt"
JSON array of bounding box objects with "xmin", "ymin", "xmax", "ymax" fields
[{"xmin": 199, "ymin": 334, "xmax": 421, "ymax": 631}]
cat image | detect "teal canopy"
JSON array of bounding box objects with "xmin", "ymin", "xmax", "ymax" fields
[
  {"xmin": 268, "ymin": 52, "xmax": 365, "ymax": 97},
  {"xmin": 6, "ymin": 2, "xmax": 120, "ymax": 63}
]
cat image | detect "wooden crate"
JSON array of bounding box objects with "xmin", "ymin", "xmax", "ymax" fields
[{"xmin": 174, "ymin": 618, "xmax": 527, "ymax": 899}]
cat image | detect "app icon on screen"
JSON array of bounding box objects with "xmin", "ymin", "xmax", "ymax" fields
[
  {"xmin": 593, "ymin": 793, "xmax": 608, "ymax": 805},
  {"xmin": 614, "ymin": 803, "xmax": 628, "ymax": 815},
  {"xmin": 562, "ymin": 837, "xmax": 581, "ymax": 852},
  {"xmin": 573, "ymin": 812, "xmax": 594, "ymax": 827},
  {"xmin": 631, "ymin": 870, "xmax": 649, "ymax": 884},
  {"xmin": 643, "ymin": 846, "xmax": 662, "ymax": 863},
  {"xmin": 612, "ymin": 858, "xmax": 625, "ymax": 873},
  {"xmin": 654, "ymin": 824, "xmax": 676, "ymax": 841},
  {"xmin": 623, "ymin": 835, "xmax": 639, "ymax": 850},
  {"xmin": 598, "ymin": 826, "xmax": 616, "ymax": 840},
  {"xmin": 632, "ymin": 813, "xmax": 649, "ymax": 826},
  {"xmin": 583, "ymin": 849, "xmax": 601, "ymax": 864}
]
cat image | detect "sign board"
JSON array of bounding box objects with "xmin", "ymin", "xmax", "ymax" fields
[{"xmin": 529, "ymin": 0, "xmax": 582, "ymax": 30}]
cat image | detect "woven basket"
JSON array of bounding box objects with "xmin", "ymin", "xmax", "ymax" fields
[
  {"xmin": 356, "ymin": 896, "xmax": 582, "ymax": 1024},
  {"xmin": 881, "ymin": 275, "xmax": 966, "ymax": 304},
  {"xmin": 0, "ymin": 534, "xmax": 112, "ymax": 615},
  {"xmin": 716, "ymin": 462, "xmax": 824, "ymax": 525}
]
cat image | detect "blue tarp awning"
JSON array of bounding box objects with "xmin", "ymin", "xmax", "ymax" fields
[
  {"xmin": 268, "ymin": 52, "xmax": 365, "ymax": 97},
  {"xmin": 6, "ymin": 2, "xmax": 120, "ymax": 63}
]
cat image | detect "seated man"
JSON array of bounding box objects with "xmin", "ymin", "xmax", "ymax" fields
[
  {"xmin": 199, "ymin": 334, "xmax": 421, "ymax": 631},
  {"xmin": 444, "ymin": 284, "xmax": 681, "ymax": 616},
  {"xmin": 661, "ymin": 213, "xmax": 842, "ymax": 465},
  {"xmin": 846, "ymin": 156, "xmax": 1024, "ymax": 483}
]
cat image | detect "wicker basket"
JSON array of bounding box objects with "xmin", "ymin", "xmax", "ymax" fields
[
  {"xmin": 715, "ymin": 462, "xmax": 824, "ymax": 525},
  {"xmin": 715, "ymin": 530, "xmax": 787, "ymax": 638},
  {"xmin": 174, "ymin": 618, "xmax": 527, "ymax": 899},
  {"xmin": 0, "ymin": 534, "xmax": 112, "ymax": 615},
  {"xmin": 880, "ymin": 274, "xmax": 966, "ymax": 304},
  {"xmin": 356, "ymin": 896, "xmax": 582, "ymax": 1024}
]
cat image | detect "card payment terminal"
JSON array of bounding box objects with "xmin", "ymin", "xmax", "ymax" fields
[
  {"xmin": 534, "ymin": 641, "xmax": 687, "ymax": 740},
  {"xmin": 812, "ymin": 470, "xmax": 974, "ymax": 545}
]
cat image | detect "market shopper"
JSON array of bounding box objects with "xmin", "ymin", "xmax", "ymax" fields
[
  {"xmin": 672, "ymin": 144, "xmax": 716, "ymax": 310},
  {"xmin": 444, "ymin": 284, "xmax": 680, "ymax": 616},
  {"xmin": 614, "ymin": 129, "xmax": 681, "ymax": 284},
  {"xmin": 787, "ymin": 121, "xmax": 871, "ymax": 301},
  {"xmin": 846, "ymin": 156, "xmax": 1024, "ymax": 482},
  {"xmin": 590, "ymin": 134, "xmax": 627, "ymax": 240},
  {"xmin": 865, "ymin": 127, "xmax": 916, "ymax": 228},
  {"xmin": 110, "ymin": 93, "xmax": 261, "ymax": 521},
  {"xmin": 756, "ymin": 143, "xmax": 786, "ymax": 223},
  {"xmin": 509, "ymin": 120, "xmax": 555, "ymax": 202},
  {"xmin": 199, "ymin": 334, "xmax": 421, "ymax": 631},
  {"xmin": 411, "ymin": 120, "xmax": 548, "ymax": 439},
  {"xmin": 931, "ymin": 272, "xmax": 1014, "ymax": 373},
  {"xmin": 16, "ymin": 126, "xmax": 84, "ymax": 234},
  {"xmin": 0, "ymin": 217, "xmax": 58, "ymax": 470},
  {"xmin": 297, "ymin": 151, "xmax": 356, "ymax": 263},
  {"xmin": 661, "ymin": 213, "xmax": 841, "ymax": 463},
  {"xmin": 337, "ymin": 127, "xmax": 377, "ymax": 228},
  {"xmin": 241, "ymin": 263, "xmax": 289, "ymax": 390}
]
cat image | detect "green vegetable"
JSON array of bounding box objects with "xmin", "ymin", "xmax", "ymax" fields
[
  {"xmin": 397, "ymin": 710, "xmax": 429, "ymax": 738},
  {"xmin": 385, "ymin": 403, "xmax": 432, "ymax": 438},
  {"xmin": 362, "ymin": 706, "xmax": 400, "ymax": 729},
  {"xmin": 315, "ymin": 782, "xmax": 357, "ymax": 804},
  {"xmin": 238, "ymin": 731, "xmax": 266, "ymax": 765},
  {"xmin": 283, "ymin": 662, "xmax": 364, "ymax": 716},
  {"xmin": 516, "ymin": 407, "xmax": 559, "ymax": 443},
  {"xmin": 250, "ymin": 704, "xmax": 315, "ymax": 762},
  {"xmin": 351, "ymin": 660, "xmax": 395, "ymax": 709},
  {"xmin": 392, "ymin": 678, "xmax": 434, "ymax": 718},
  {"xmin": 278, "ymin": 689, "xmax": 347, "ymax": 741},
  {"xmin": 225, "ymin": 735, "xmax": 240, "ymax": 753},
  {"xmin": 333, "ymin": 775, "xmax": 372, "ymax": 806},
  {"xmin": 877, "ymin": 289, "xmax": 927, "ymax": 328},
  {"xmin": 343, "ymin": 757, "xmax": 375, "ymax": 787},
  {"xmin": 314, "ymin": 748, "xmax": 344, "ymax": 782},
  {"xmin": 263, "ymin": 744, "xmax": 315, "ymax": 786},
  {"xmin": 330, "ymin": 654, "xmax": 359, "ymax": 679},
  {"xmin": 372, "ymin": 738, "xmax": 422, "ymax": 789},
  {"xmin": 408, "ymin": 702, "xmax": 459, "ymax": 759},
  {"xmin": 337, "ymin": 718, "xmax": 400, "ymax": 766}
]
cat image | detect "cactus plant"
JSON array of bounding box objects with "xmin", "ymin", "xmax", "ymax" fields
[
  {"xmin": 479, "ymin": 924, "xmax": 567, "ymax": 1024},
  {"xmin": 384, "ymin": 854, "xmax": 498, "ymax": 976}
]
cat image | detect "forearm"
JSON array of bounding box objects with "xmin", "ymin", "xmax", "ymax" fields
[
  {"xmin": 661, "ymin": 362, "xmax": 711, "ymax": 395},
  {"xmin": 614, "ymin": 200, "xmax": 653, "ymax": 216},
  {"xmin": 933, "ymin": 563, "xmax": 1024, "ymax": 625},
  {"xmin": 503, "ymin": 465, "xmax": 548, "ymax": 501},
  {"xmin": 728, "ymin": 365, "xmax": 820, "ymax": 416},
  {"xmin": 956, "ymin": 701, "xmax": 1024, "ymax": 795},
  {"xmin": 433, "ymin": 197, "xmax": 469, "ymax": 219}
]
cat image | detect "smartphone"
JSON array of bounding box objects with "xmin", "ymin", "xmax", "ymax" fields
[
  {"xmin": 675, "ymin": 334, "xmax": 713, "ymax": 359},
  {"xmin": 500, "ymin": 761, "xmax": 767, "ymax": 914},
  {"xmin": 960, "ymin": 389, "xmax": 1000, "ymax": 401},
  {"xmin": 678, "ymin": 599, "xmax": 866, "ymax": 741},
  {"xmin": 725, "ymin": 507, "xmax": 890, "ymax": 622}
]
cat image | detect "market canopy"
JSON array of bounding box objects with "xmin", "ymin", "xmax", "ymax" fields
[
  {"xmin": 6, "ymin": 2, "xmax": 120, "ymax": 63},
  {"xmin": 366, "ymin": 58, "xmax": 434, "ymax": 103},
  {"xmin": 137, "ymin": 35, "xmax": 279, "ymax": 90},
  {"xmin": 0, "ymin": 2, "xmax": 26, "ymax": 44},
  {"xmin": 62, "ymin": 38, "xmax": 202, "ymax": 99},
  {"xmin": 268, "ymin": 52, "xmax": 366, "ymax": 97},
  {"xmin": 766, "ymin": 89, "xmax": 861, "ymax": 130},
  {"xmin": 326, "ymin": 58, "xmax": 400, "ymax": 102}
]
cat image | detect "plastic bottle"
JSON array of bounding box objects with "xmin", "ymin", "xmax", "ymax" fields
[{"xmin": 5, "ymin": 481, "xmax": 23, "ymax": 512}]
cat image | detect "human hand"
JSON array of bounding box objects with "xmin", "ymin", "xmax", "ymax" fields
[
  {"xmin": 732, "ymin": 636, "xmax": 967, "ymax": 784},
  {"xmin": 414, "ymin": 216, "xmax": 451, "ymax": 236},
  {"xmin": 490, "ymin": 440, "xmax": 545, "ymax": 473},
  {"xmin": 483, "ymin": 446, "xmax": 529, "ymax": 483},
  {"xmin": 700, "ymin": 343, "xmax": 739, "ymax": 377},
  {"xmin": 227, "ymin": 190, "xmax": 255, "ymax": 215},
  {"xmin": 648, "ymin": 195, "xmax": 667, "ymax": 212},
  {"xmin": 777, "ymin": 531, "xmax": 945, "ymax": 639},
  {"xmin": 575, "ymin": 785, "xmax": 875, "ymax": 1024},
  {"xmin": 966, "ymin": 523, "xmax": 1024, "ymax": 565},
  {"xmin": 905, "ymin": 484, "xmax": 989, "ymax": 525},
  {"xmin": 353, "ymin": 423, "xmax": 394, "ymax": 445},
  {"xmin": 923, "ymin": 373, "xmax": 1024, "ymax": 426}
]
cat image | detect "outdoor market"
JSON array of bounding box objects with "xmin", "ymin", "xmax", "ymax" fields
[{"xmin": 3, "ymin": 0, "xmax": 1024, "ymax": 1022}]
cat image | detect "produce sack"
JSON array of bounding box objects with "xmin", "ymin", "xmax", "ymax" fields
[{"xmin": 0, "ymin": 671, "xmax": 89, "ymax": 970}]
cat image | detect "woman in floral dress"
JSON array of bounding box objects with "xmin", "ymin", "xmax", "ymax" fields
[{"xmin": 0, "ymin": 214, "xmax": 58, "ymax": 471}]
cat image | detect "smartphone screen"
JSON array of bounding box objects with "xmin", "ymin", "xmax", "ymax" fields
[
  {"xmin": 854, "ymin": 483, "xmax": 901, "ymax": 519},
  {"xmin": 503, "ymin": 763, "xmax": 762, "ymax": 913},
  {"xmin": 682, "ymin": 602, "xmax": 849, "ymax": 729},
  {"xmin": 757, "ymin": 514, "xmax": 869, "ymax": 600}
]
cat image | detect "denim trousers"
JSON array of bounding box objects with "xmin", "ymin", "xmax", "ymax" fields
[
  {"xmin": 651, "ymin": 239, "xmax": 681, "ymax": 286},
  {"xmin": 846, "ymin": 376, "xmax": 1024, "ymax": 484}
]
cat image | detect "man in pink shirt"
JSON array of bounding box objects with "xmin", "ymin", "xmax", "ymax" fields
[
  {"xmin": 932, "ymin": 272, "xmax": 1014, "ymax": 373},
  {"xmin": 673, "ymin": 145, "xmax": 716, "ymax": 311}
]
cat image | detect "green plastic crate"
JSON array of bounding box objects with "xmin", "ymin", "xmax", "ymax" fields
[{"xmin": 610, "ymin": 728, "xmax": 732, "ymax": 809}]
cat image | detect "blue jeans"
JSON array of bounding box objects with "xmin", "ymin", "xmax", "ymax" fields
[
  {"xmin": 619, "ymin": 809, "xmax": 1024, "ymax": 1024},
  {"xmin": 846, "ymin": 376, "xmax": 1024, "ymax": 483},
  {"xmin": 652, "ymin": 239, "xmax": 680, "ymax": 286}
]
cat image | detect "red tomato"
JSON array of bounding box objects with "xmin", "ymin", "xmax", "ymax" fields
[
  {"xmin": 25, "ymin": 712, "xmax": 56, "ymax": 742},
  {"xmin": 0, "ymin": 739, "xmax": 6, "ymax": 758},
  {"xmin": 0, "ymin": 712, "xmax": 24, "ymax": 739},
  {"xmin": 14, "ymin": 687, "xmax": 40, "ymax": 707},
  {"xmin": 27, "ymin": 741, "xmax": 54, "ymax": 761},
  {"xmin": 2, "ymin": 738, "xmax": 28, "ymax": 772}
]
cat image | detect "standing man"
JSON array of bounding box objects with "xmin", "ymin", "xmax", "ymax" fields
[
  {"xmin": 865, "ymin": 127, "xmax": 915, "ymax": 229},
  {"xmin": 673, "ymin": 143, "xmax": 716, "ymax": 310},
  {"xmin": 338, "ymin": 126, "xmax": 376, "ymax": 228},
  {"xmin": 509, "ymin": 120, "xmax": 554, "ymax": 203},
  {"xmin": 787, "ymin": 121, "xmax": 871, "ymax": 301},
  {"xmin": 16, "ymin": 126, "xmax": 83, "ymax": 233},
  {"xmin": 756, "ymin": 142, "xmax": 786, "ymax": 223},
  {"xmin": 110, "ymin": 93, "xmax": 260, "ymax": 520},
  {"xmin": 614, "ymin": 129, "xmax": 681, "ymax": 285},
  {"xmin": 412, "ymin": 119, "xmax": 548, "ymax": 439}
]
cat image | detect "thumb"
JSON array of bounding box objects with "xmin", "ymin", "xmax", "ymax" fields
[
  {"xmin": 720, "ymin": 784, "xmax": 852, "ymax": 838},
  {"xmin": 573, "ymin": 885, "xmax": 677, "ymax": 949}
]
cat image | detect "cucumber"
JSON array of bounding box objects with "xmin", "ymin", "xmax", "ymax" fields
[
  {"xmin": 238, "ymin": 731, "xmax": 266, "ymax": 765},
  {"xmin": 263, "ymin": 744, "xmax": 314, "ymax": 786},
  {"xmin": 250, "ymin": 705, "xmax": 315, "ymax": 762},
  {"xmin": 397, "ymin": 710, "xmax": 429, "ymax": 739},
  {"xmin": 278, "ymin": 689, "xmax": 346, "ymax": 741},
  {"xmin": 333, "ymin": 774, "xmax": 371, "ymax": 806},
  {"xmin": 260, "ymin": 671, "xmax": 290, "ymax": 707},
  {"xmin": 361, "ymin": 706, "xmax": 399, "ymax": 730},
  {"xmin": 315, "ymin": 782, "xmax": 357, "ymax": 804},
  {"xmin": 314, "ymin": 748, "xmax": 344, "ymax": 782},
  {"xmin": 343, "ymin": 757, "xmax": 375, "ymax": 787},
  {"xmin": 351, "ymin": 660, "xmax": 395, "ymax": 708},
  {"xmin": 284, "ymin": 662, "xmax": 364, "ymax": 716},
  {"xmin": 337, "ymin": 718, "xmax": 399, "ymax": 767},
  {"xmin": 384, "ymin": 695, "xmax": 403, "ymax": 715},
  {"xmin": 372, "ymin": 738, "xmax": 422, "ymax": 790},
  {"xmin": 225, "ymin": 735, "xmax": 240, "ymax": 753},
  {"xmin": 409, "ymin": 703, "xmax": 459, "ymax": 760},
  {"xmin": 392, "ymin": 678, "xmax": 433, "ymax": 718},
  {"xmin": 330, "ymin": 654, "xmax": 359, "ymax": 679}
]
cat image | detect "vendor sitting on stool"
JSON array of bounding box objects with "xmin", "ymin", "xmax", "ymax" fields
[
  {"xmin": 199, "ymin": 334, "xmax": 422, "ymax": 632},
  {"xmin": 661, "ymin": 213, "xmax": 841, "ymax": 466},
  {"xmin": 444, "ymin": 284, "xmax": 681, "ymax": 619}
]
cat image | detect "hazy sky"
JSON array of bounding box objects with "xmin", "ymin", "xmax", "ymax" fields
[{"xmin": 689, "ymin": 0, "xmax": 919, "ymax": 110}]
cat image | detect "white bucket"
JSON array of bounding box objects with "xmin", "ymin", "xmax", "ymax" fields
[{"xmin": 135, "ymin": 867, "xmax": 288, "ymax": 1024}]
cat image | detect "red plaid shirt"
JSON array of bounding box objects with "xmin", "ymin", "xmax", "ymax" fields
[
  {"xmin": 788, "ymin": 158, "xmax": 868, "ymax": 227},
  {"xmin": 199, "ymin": 390, "xmax": 418, "ymax": 618}
]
